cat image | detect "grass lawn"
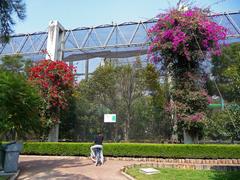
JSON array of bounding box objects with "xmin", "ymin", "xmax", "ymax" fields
[
  {"xmin": 126, "ymin": 167, "xmax": 240, "ymax": 180},
  {"xmin": 0, "ymin": 176, "xmax": 9, "ymax": 180}
]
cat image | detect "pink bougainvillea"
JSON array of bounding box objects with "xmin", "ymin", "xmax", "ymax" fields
[
  {"xmin": 148, "ymin": 6, "xmax": 227, "ymax": 138},
  {"xmin": 148, "ymin": 8, "xmax": 227, "ymax": 63}
]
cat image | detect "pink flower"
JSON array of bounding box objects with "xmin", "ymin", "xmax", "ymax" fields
[
  {"xmin": 148, "ymin": 8, "xmax": 227, "ymax": 63},
  {"xmin": 189, "ymin": 112, "xmax": 205, "ymax": 122},
  {"xmin": 207, "ymin": 96, "xmax": 213, "ymax": 104}
]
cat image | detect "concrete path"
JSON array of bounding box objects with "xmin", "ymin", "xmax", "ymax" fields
[{"xmin": 18, "ymin": 155, "xmax": 140, "ymax": 180}]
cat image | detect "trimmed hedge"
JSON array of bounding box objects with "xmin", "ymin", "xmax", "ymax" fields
[{"xmin": 22, "ymin": 142, "xmax": 240, "ymax": 159}]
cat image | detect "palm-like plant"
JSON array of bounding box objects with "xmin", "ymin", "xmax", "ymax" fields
[{"xmin": 0, "ymin": 71, "xmax": 41, "ymax": 140}]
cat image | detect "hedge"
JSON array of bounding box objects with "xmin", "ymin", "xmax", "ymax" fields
[{"xmin": 22, "ymin": 142, "xmax": 240, "ymax": 159}]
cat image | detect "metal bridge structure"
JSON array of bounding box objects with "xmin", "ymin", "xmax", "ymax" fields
[{"xmin": 0, "ymin": 11, "xmax": 240, "ymax": 80}]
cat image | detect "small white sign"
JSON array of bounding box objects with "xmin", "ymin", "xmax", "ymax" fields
[
  {"xmin": 140, "ymin": 168, "xmax": 160, "ymax": 175},
  {"xmin": 104, "ymin": 114, "xmax": 116, "ymax": 123}
]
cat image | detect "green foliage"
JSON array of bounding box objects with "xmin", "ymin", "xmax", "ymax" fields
[
  {"xmin": 0, "ymin": 55, "xmax": 32, "ymax": 74},
  {"xmin": 168, "ymin": 76, "xmax": 209, "ymax": 141},
  {"xmin": 212, "ymin": 43, "xmax": 240, "ymax": 103},
  {"xmin": 206, "ymin": 105, "xmax": 240, "ymax": 141},
  {"xmin": 71, "ymin": 60, "xmax": 167, "ymax": 142},
  {"xmin": 75, "ymin": 65, "xmax": 118, "ymax": 141},
  {"xmin": 0, "ymin": 176, "xmax": 10, "ymax": 180},
  {"xmin": 0, "ymin": 71, "xmax": 41, "ymax": 139},
  {"xmin": 22, "ymin": 142, "xmax": 240, "ymax": 159},
  {"xmin": 126, "ymin": 167, "xmax": 240, "ymax": 180},
  {"xmin": 23, "ymin": 142, "xmax": 91, "ymax": 156},
  {"xmin": 206, "ymin": 110, "xmax": 232, "ymax": 141},
  {"xmin": 0, "ymin": 0, "xmax": 26, "ymax": 42},
  {"xmin": 59, "ymin": 95, "xmax": 78, "ymax": 140},
  {"xmin": 144, "ymin": 64, "xmax": 165, "ymax": 109},
  {"xmin": 144, "ymin": 64, "xmax": 171, "ymax": 140},
  {"xmin": 129, "ymin": 97, "xmax": 154, "ymax": 140},
  {"xmin": 206, "ymin": 43, "xmax": 240, "ymax": 142}
]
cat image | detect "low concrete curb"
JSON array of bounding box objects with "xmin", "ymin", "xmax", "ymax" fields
[
  {"xmin": 120, "ymin": 160, "xmax": 240, "ymax": 180},
  {"xmin": 120, "ymin": 167, "xmax": 136, "ymax": 180},
  {"xmin": 20, "ymin": 155, "xmax": 240, "ymax": 165},
  {"xmin": 121, "ymin": 162, "xmax": 240, "ymax": 179},
  {"xmin": 9, "ymin": 169, "xmax": 20, "ymax": 180},
  {"xmin": 21, "ymin": 155, "xmax": 240, "ymax": 165},
  {"xmin": 0, "ymin": 169, "xmax": 20, "ymax": 180},
  {"xmin": 107, "ymin": 157, "xmax": 240, "ymax": 165}
]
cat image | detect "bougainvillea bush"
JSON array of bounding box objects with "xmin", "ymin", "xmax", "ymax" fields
[
  {"xmin": 148, "ymin": 6, "xmax": 227, "ymax": 141},
  {"xmin": 165, "ymin": 73, "xmax": 210, "ymax": 137},
  {"xmin": 148, "ymin": 8, "xmax": 227, "ymax": 64},
  {"xmin": 28, "ymin": 60, "xmax": 75, "ymax": 127}
]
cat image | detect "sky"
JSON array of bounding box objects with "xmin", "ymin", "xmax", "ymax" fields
[{"xmin": 14, "ymin": 0, "xmax": 240, "ymax": 34}]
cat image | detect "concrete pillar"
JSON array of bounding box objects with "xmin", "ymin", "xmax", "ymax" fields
[
  {"xmin": 85, "ymin": 59, "xmax": 89, "ymax": 80},
  {"xmin": 46, "ymin": 20, "xmax": 65, "ymax": 60},
  {"xmin": 46, "ymin": 21, "xmax": 65, "ymax": 142},
  {"xmin": 183, "ymin": 130, "xmax": 198, "ymax": 144},
  {"xmin": 48, "ymin": 124, "xmax": 59, "ymax": 142}
]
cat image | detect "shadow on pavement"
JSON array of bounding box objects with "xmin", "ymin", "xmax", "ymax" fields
[{"xmin": 18, "ymin": 158, "xmax": 93, "ymax": 180}]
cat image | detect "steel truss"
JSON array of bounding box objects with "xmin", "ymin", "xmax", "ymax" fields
[{"xmin": 0, "ymin": 11, "xmax": 240, "ymax": 61}]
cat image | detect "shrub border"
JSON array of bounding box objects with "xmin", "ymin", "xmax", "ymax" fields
[{"xmin": 22, "ymin": 142, "xmax": 240, "ymax": 159}]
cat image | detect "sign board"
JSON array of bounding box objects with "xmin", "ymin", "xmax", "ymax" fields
[{"xmin": 104, "ymin": 114, "xmax": 116, "ymax": 123}]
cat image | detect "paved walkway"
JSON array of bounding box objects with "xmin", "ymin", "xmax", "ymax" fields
[
  {"xmin": 18, "ymin": 155, "xmax": 140, "ymax": 180},
  {"xmin": 18, "ymin": 155, "xmax": 240, "ymax": 180}
]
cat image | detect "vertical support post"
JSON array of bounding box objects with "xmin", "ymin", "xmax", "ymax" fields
[
  {"xmin": 46, "ymin": 21, "xmax": 65, "ymax": 60},
  {"xmin": 46, "ymin": 20, "xmax": 65, "ymax": 142},
  {"xmin": 221, "ymin": 98, "xmax": 224, "ymax": 110},
  {"xmin": 85, "ymin": 59, "xmax": 89, "ymax": 80},
  {"xmin": 167, "ymin": 63, "xmax": 178, "ymax": 142}
]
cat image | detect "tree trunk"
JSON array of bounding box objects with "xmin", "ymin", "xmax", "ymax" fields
[
  {"xmin": 124, "ymin": 112, "xmax": 130, "ymax": 141},
  {"xmin": 48, "ymin": 124, "xmax": 59, "ymax": 142},
  {"xmin": 124, "ymin": 121, "xmax": 129, "ymax": 141},
  {"xmin": 183, "ymin": 130, "xmax": 198, "ymax": 144},
  {"xmin": 114, "ymin": 123, "xmax": 119, "ymax": 142},
  {"xmin": 124, "ymin": 117, "xmax": 130, "ymax": 141}
]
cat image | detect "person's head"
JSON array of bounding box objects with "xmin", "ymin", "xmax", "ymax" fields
[{"xmin": 97, "ymin": 130, "xmax": 103, "ymax": 137}]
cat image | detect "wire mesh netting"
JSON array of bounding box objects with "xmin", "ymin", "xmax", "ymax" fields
[{"xmin": 0, "ymin": 12, "xmax": 240, "ymax": 78}]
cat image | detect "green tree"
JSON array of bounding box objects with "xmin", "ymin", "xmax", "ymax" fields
[
  {"xmin": 0, "ymin": 71, "xmax": 41, "ymax": 140},
  {"xmin": 0, "ymin": 55, "xmax": 40, "ymax": 140},
  {"xmin": 59, "ymin": 88, "xmax": 102, "ymax": 142},
  {"xmin": 206, "ymin": 105, "xmax": 240, "ymax": 142},
  {"xmin": 74, "ymin": 60, "xmax": 166, "ymax": 142},
  {"xmin": 117, "ymin": 63, "xmax": 146, "ymax": 141},
  {"xmin": 82, "ymin": 63, "xmax": 120, "ymax": 140},
  {"xmin": 0, "ymin": 55, "xmax": 32, "ymax": 74},
  {"xmin": 144, "ymin": 64, "xmax": 170, "ymax": 140},
  {"xmin": 0, "ymin": 0, "xmax": 26, "ymax": 42},
  {"xmin": 205, "ymin": 43, "xmax": 240, "ymax": 143},
  {"xmin": 211, "ymin": 43, "xmax": 240, "ymax": 103},
  {"xmin": 129, "ymin": 96, "xmax": 154, "ymax": 141}
]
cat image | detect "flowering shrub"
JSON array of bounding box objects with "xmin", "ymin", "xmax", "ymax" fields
[
  {"xmin": 148, "ymin": 8, "xmax": 227, "ymax": 63},
  {"xmin": 166, "ymin": 86, "xmax": 208, "ymax": 129},
  {"xmin": 147, "ymin": 6, "xmax": 227, "ymax": 141},
  {"xmin": 28, "ymin": 60, "xmax": 75, "ymax": 125},
  {"xmin": 164, "ymin": 88, "xmax": 208, "ymax": 138}
]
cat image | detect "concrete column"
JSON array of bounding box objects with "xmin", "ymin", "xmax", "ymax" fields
[
  {"xmin": 46, "ymin": 20, "xmax": 65, "ymax": 60},
  {"xmin": 48, "ymin": 125, "xmax": 59, "ymax": 142},
  {"xmin": 46, "ymin": 21, "xmax": 65, "ymax": 142},
  {"xmin": 85, "ymin": 59, "xmax": 89, "ymax": 80}
]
